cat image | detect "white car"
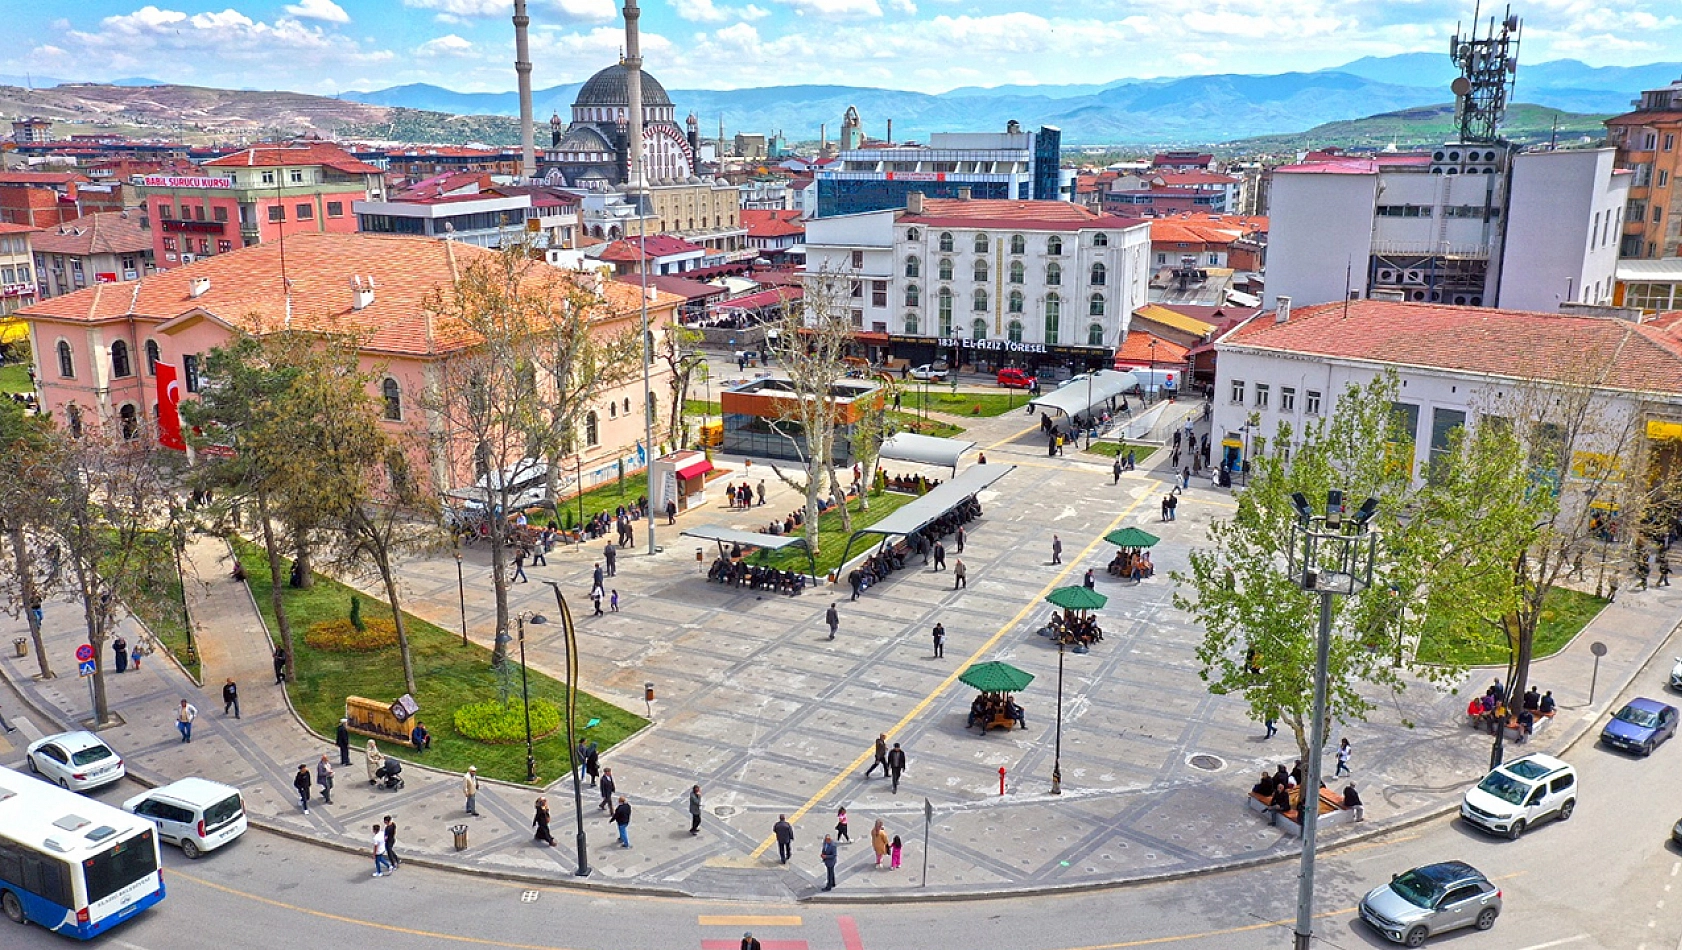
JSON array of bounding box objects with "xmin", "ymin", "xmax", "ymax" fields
[
  {"xmin": 125, "ymin": 778, "xmax": 248, "ymax": 859},
  {"xmin": 26, "ymin": 730, "xmax": 126, "ymax": 791},
  {"xmin": 1459, "ymin": 752, "xmax": 1576, "ymax": 839},
  {"xmin": 908, "ymin": 363, "xmax": 950, "ymax": 382},
  {"xmin": 1669, "ymin": 656, "xmax": 1682, "ymax": 690}
]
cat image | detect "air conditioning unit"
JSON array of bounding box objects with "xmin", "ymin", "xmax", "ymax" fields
[
  {"xmin": 1403, "ymin": 269, "xmax": 1426, "ymax": 285},
  {"xmin": 1376, "ymin": 268, "xmax": 1398, "ymax": 283},
  {"xmin": 180, "ymin": 254, "xmax": 195, "ymax": 263}
]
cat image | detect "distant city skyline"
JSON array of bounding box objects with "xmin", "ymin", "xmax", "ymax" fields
[{"xmin": 15, "ymin": 1, "xmax": 1682, "ymax": 97}]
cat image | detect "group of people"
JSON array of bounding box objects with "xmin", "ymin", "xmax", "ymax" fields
[
  {"xmin": 706, "ymin": 556, "xmax": 808, "ymax": 595},
  {"xmin": 1045, "ymin": 612, "xmax": 1103, "ymax": 647},
  {"xmin": 761, "ymin": 508, "xmax": 807, "ymax": 536},
  {"xmin": 1106, "ymin": 549, "xmax": 1154, "ymax": 581},
  {"xmin": 967, "ymin": 692, "xmax": 1027, "ymax": 731},
  {"xmin": 1249, "ymin": 761, "xmax": 1366, "ymax": 823},
  {"xmin": 725, "ymin": 480, "xmax": 766, "ymax": 509},
  {"xmin": 1466, "ymin": 677, "xmax": 1555, "ymax": 741},
  {"xmin": 882, "ymin": 472, "xmax": 942, "ymax": 495}
]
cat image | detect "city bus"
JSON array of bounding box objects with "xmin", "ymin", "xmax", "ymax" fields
[{"xmin": 0, "ymin": 764, "xmax": 164, "ymax": 939}]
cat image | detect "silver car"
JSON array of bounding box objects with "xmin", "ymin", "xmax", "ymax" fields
[{"xmin": 1359, "ymin": 861, "xmax": 1501, "ymax": 947}]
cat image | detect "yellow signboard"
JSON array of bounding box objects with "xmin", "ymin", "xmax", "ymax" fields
[
  {"xmin": 1569, "ymin": 451, "xmax": 1624, "ymax": 482},
  {"xmin": 1648, "ymin": 419, "xmax": 1682, "ymax": 442}
]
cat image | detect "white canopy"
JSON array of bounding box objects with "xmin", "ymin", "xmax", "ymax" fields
[
  {"xmin": 879, "ymin": 432, "xmax": 977, "ymax": 471},
  {"xmin": 1028, "ymin": 370, "xmax": 1138, "ymax": 418}
]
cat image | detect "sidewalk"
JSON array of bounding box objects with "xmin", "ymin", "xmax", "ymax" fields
[{"xmin": 4, "ymin": 443, "xmax": 1680, "ymax": 902}]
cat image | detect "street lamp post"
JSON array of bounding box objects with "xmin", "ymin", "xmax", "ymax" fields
[
  {"xmin": 515, "ymin": 611, "xmax": 547, "ymax": 783},
  {"xmin": 455, "ymin": 548, "xmax": 468, "ymax": 647},
  {"xmin": 1146, "ymin": 339, "xmax": 1158, "ymax": 407},
  {"xmin": 1285, "ymin": 490, "xmax": 1380, "ymax": 950},
  {"xmin": 1084, "ymin": 370, "xmax": 1095, "ymax": 449},
  {"xmin": 1051, "ymin": 639, "xmax": 1065, "ymax": 795},
  {"xmin": 543, "ymin": 581, "xmax": 591, "ymax": 877}
]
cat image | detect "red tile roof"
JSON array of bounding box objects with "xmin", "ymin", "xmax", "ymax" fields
[
  {"xmin": 0, "ymin": 172, "xmax": 88, "ymax": 186},
  {"xmin": 19, "ymin": 232, "xmax": 663, "ymax": 358},
  {"xmin": 596, "ymin": 235, "xmax": 708, "ymax": 262},
  {"xmin": 29, "ymin": 211, "xmax": 151, "ymax": 256},
  {"xmin": 1155, "ymin": 171, "xmax": 1239, "ymax": 186},
  {"xmin": 0, "ymin": 223, "xmax": 41, "ymax": 235},
  {"xmin": 742, "ymin": 209, "xmax": 805, "ymax": 238},
  {"xmin": 1227, "ymin": 300, "xmax": 1682, "ymax": 396},
  {"xmin": 902, "ymin": 199, "xmax": 1134, "ymax": 232},
  {"xmin": 717, "ymin": 286, "xmax": 803, "ymax": 311},
  {"xmin": 204, "ymin": 142, "xmax": 382, "ymax": 176},
  {"xmin": 1276, "ymin": 155, "xmax": 1433, "ymax": 175},
  {"xmin": 1115, "ymin": 331, "xmax": 1189, "ymax": 365},
  {"xmin": 619, "ymin": 274, "xmax": 726, "ymax": 300},
  {"xmin": 1606, "ymin": 111, "xmax": 1682, "ymax": 126},
  {"xmin": 396, "ymin": 171, "xmax": 492, "ymax": 201}
]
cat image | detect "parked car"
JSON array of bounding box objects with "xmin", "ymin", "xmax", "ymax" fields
[
  {"xmin": 1359, "ymin": 861, "xmax": 1501, "ymax": 946},
  {"xmin": 1459, "ymin": 752, "xmax": 1576, "ymax": 839},
  {"xmin": 124, "ymin": 778, "xmax": 248, "ymax": 859},
  {"xmin": 1668, "ymin": 655, "xmax": 1682, "ymax": 690},
  {"xmin": 1601, "ymin": 697, "xmax": 1680, "ymax": 755},
  {"xmin": 908, "ymin": 363, "xmax": 950, "ymax": 382},
  {"xmin": 26, "ymin": 731, "xmax": 125, "ymax": 791},
  {"xmin": 997, "ymin": 367, "xmax": 1036, "ymax": 389}
]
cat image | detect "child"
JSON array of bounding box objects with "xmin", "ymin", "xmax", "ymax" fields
[
  {"xmin": 130, "ymin": 640, "xmax": 144, "ymax": 670},
  {"xmin": 890, "ymin": 835, "xmax": 902, "ymax": 870},
  {"xmin": 834, "ymin": 805, "xmax": 850, "ymax": 842},
  {"xmin": 610, "ymin": 590, "xmax": 620, "ymax": 613}
]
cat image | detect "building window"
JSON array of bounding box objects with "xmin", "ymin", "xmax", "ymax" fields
[
  {"xmin": 1009, "ymin": 290, "xmax": 1024, "ymax": 314},
  {"xmin": 163, "ymin": 237, "xmax": 177, "ymax": 252},
  {"xmin": 213, "ymin": 206, "xmax": 228, "ymax": 222},
  {"xmin": 382, "ymin": 378, "xmax": 402, "ymax": 421},
  {"xmin": 268, "ymin": 206, "xmax": 285, "ymax": 223},
  {"xmin": 872, "ymin": 282, "xmax": 887, "ymax": 308},
  {"xmin": 1009, "ymin": 261, "xmax": 1024, "ymax": 284},
  {"xmin": 1090, "ymin": 262, "xmax": 1106, "ymax": 285},
  {"xmin": 938, "ymin": 258, "xmax": 953, "ymax": 280},
  {"xmin": 119, "ymin": 404, "xmax": 139, "ymax": 441},
  {"xmin": 1230, "ymin": 379, "xmax": 1245, "ymax": 404},
  {"xmin": 1254, "ymin": 383, "xmax": 1270, "ymax": 408},
  {"xmin": 904, "ymin": 313, "xmax": 920, "ymax": 335},
  {"xmin": 1305, "ymin": 390, "xmax": 1321, "ymax": 415},
  {"xmin": 906, "ymin": 227, "xmax": 920, "ymax": 241},
  {"xmin": 1044, "ymin": 294, "xmax": 1060, "ymax": 342},
  {"xmin": 57, "ymin": 340, "xmax": 74, "ymax": 378},
  {"xmin": 296, "ymin": 203, "xmax": 314, "ymax": 221},
  {"xmin": 1046, "ymin": 263, "xmax": 1062, "ymax": 286},
  {"xmin": 183, "ymin": 354, "xmax": 201, "ymax": 393},
  {"xmin": 937, "ymin": 288, "xmax": 953, "ymax": 327},
  {"xmin": 1280, "ymin": 387, "xmax": 1296, "ymax": 412},
  {"xmin": 972, "ymin": 318, "xmax": 987, "ymax": 340},
  {"xmin": 144, "ymin": 340, "xmax": 160, "ymax": 375},
  {"xmin": 938, "ymin": 307, "xmax": 952, "ymax": 337},
  {"xmin": 158, "ymin": 204, "xmax": 174, "ymax": 219},
  {"xmin": 110, "ymin": 340, "xmax": 132, "ymax": 378},
  {"xmin": 261, "ymin": 171, "xmax": 276, "ymax": 185},
  {"xmin": 905, "ymin": 284, "xmax": 920, "ymax": 307},
  {"xmin": 905, "ymin": 256, "xmax": 920, "ymax": 278},
  {"xmin": 1667, "ymin": 133, "xmax": 1677, "ymax": 152},
  {"xmin": 1008, "ymin": 320, "xmax": 1024, "ymax": 343},
  {"xmin": 850, "ymin": 280, "xmax": 863, "ymax": 299},
  {"xmin": 218, "ymin": 240, "xmax": 232, "ymax": 254},
  {"xmin": 1660, "ymin": 170, "xmax": 1670, "ymax": 188},
  {"xmin": 327, "ymin": 201, "xmax": 344, "ymax": 217},
  {"xmin": 973, "ymin": 259, "xmax": 988, "ymax": 282},
  {"xmin": 1088, "ymin": 322, "xmax": 1105, "ymax": 346},
  {"xmin": 1047, "ymin": 236, "xmax": 1063, "ymax": 256},
  {"xmin": 1093, "ymin": 233, "xmax": 1109, "ymax": 247},
  {"xmin": 289, "ymin": 169, "xmax": 304, "ymax": 184},
  {"xmin": 609, "ymin": 402, "xmax": 618, "ymax": 419},
  {"xmin": 1208, "ymin": 253, "xmax": 1219, "ymax": 265},
  {"xmin": 939, "ymin": 232, "xmax": 953, "ymax": 252},
  {"xmin": 973, "ymin": 233, "xmax": 988, "ymax": 253},
  {"xmin": 585, "ymin": 411, "xmax": 600, "ymax": 447},
  {"xmin": 1156, "ymin": 252, "xmax": 1167, "ymax": 265},
  {"xmin": 1089, "ymin": 293, "xmax": 1105, "ymax": 316},
  {"xmin": 66, "ymin": 404, "xmax": 82, "ymax": 439},
  {"xmin": 973, "ymin": 288, "xmax": 988, "ymax": 312},
  {"xmin": 850, "ymin": 250, "xmax": 863, "ymax": 268},
  {"xmin": 1010, "ymin": 234, "xmax": 1025, "ymax": 255}
]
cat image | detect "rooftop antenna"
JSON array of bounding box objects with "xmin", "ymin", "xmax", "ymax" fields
[{"xmin": 1449, "ymin": 4, "xmax": 1522, "ymax": 144}]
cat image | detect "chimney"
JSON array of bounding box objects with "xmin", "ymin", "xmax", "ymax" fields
[
  {"xmin": 352, "ymin": 275, "xmax": 376, "ymax": 310},
  {"xmin": 1275, "ymin": 295, "xmax": 1292, "ymax": 324},
  {"xmin": 886, "ymin": 118, "xmax": 892, "ymax": 144},
  {"xmin": 189, "ymin": 276, "xmax": 210, "ymax": 298},
  {"xmin": 906, "ymin": 191, "xmax": 924, "ymax": 214},
  {"xmin": 957, "ymin": 187, "xmax": 971, "ymax": 201}
]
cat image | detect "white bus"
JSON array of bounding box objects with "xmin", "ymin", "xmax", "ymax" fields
[{"xmin": 0, "ymin": 765, "xmax": 164, "ymax": 939}]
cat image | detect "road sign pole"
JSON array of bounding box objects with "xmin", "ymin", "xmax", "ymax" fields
[{"xmin": 921, "ymin": 797, "xmax": 932, "ymax": 888}]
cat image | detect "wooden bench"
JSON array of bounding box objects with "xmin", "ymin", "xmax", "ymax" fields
[
  {"xmin": 1247, "ymin": 788, "xmax": 1351, "ymax": 837},
  {"xmin": 1501, "ymin": 709, "xmax": 1555, "ymax": 742}
]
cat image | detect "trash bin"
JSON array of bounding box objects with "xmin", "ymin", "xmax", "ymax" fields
[
  {"xmin": 451, "ymin": 824, "xmax": 468, "ymax": 851},
  {"xmin": 12, "ymin": 638, "xmax": 26, "ymax": 658}
]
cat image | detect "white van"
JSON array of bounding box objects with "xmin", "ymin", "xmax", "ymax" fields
[
  {"xmin": 124, "ymin": 778, "xmax": 248, "ymax": 858},
  {"xmin": 1459, "ymin": 752, "xmax": 1577, "ymax": 839}
]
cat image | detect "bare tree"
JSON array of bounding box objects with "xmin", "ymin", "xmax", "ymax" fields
[{"xmin": 657, "ymin": 322, "xmax": 704, "ymax": 449}]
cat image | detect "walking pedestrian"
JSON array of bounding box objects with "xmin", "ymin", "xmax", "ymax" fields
[
  {"xmin": 933, "ymin": 541, "xmax": 946, "ymax": 571},
  {"xmin": 956, "ymin": 525, "xmax": 965, "ymax": 552},
  {"xmin": 821, "ymin": 834, "xmax": 838, "ymax": 890},
  {"xmin": 886, "ymin": 742, "xmax": 907, "ymax": 794},
  {"xmin": 531, "ymin": 537, "xmax": 547, "ymax": 567},
  {"xmin": 372, "ymin": 824, "xmax": 392, "ymax": 877},
  {"xmin": 1051, "ymin": 535, "xmax": 1062, "ymax": 565},
  {"xmin": 585, "ymin": 743, "xmax": 601, "ymax": 787},
  {"xmin": 128, "ymin": 638, "xmax": 142, "ymax": 671},
  {"xmin": 591, "ymin": 586, "xmax": 604, "ymax": 616},
  {"xmin": 1168, "ymin": 492, "xmax": 1179, "ymax": 521},
  {"xmin": 610, "ymin": 589, "xmax": 620, "ymax": 613},
  {"xmin": 604, "ymin": 541, "xmax": 618, "ymax": 577},
  {"xmin": 593, "ymin": 562, "xmax": 604, "ymax": 590},
  {"xmin": 1181, "ymin": 467, "xmax": 1191, "ymax": 490},
  {"xmin": 365, "ymin": 740, "xmax": 384, "ymax": 785},
  {"xmin": 890, "ymin": 835, "xmax": 903, "ymax": 870},
  {"xmin": 222, "ymin": 678, "xmax": 240, "ymax": 718},
  {"xmin": 774, "ymin": 814, "xmax": 795, "ymax": 863},
  {"xmin": 511, "ymin": 547, "xmax": 529, "ymax": 584},
  {"xmin": 27, "ymin": 596, "xmax": 42, "ymax": 627},
  {"xmin": 834, "ymin": 805, "xmax": 850, "ymax": 842},
  {"xmin": 463, "ymin": 766, "xmax": 481, "ymax": 816},
  {"xmin": 1264, "ymin": 713, "xmax": 1277, "ymax": 739},
  {"xmin": 273, "ymin": 646, "xmax": 288, "ymax": 684},
  {"xmin": 1335, "ymin": 738, "xmax": 1352, "ymax": 776},
  {"xmin": 743, "ymin": 933, "xmax": 763, "ymax": 950},
  {"xmin": 953, "ymin": 558, "xmax": 967, "ymax": 589},
  {"xmin": 534, "ymin": 798, "xmax": 556, "ymax": 846},
  {"xmin": 176, "ymin": 699, "xmax": 197, "ymax": 743},
  {"xmin": 757, "ymin": 480, "xmax": 766, "ymax": 506},
  {"xmin": 932, "ymin": 622, "xmax": 945, "ymax": 658},
  {"xmin": 1662, "ymin": 553, "xmax": 1673, "ymax": 587},
  {"xmin": 864, "ymin": 733, "xmax": 888, "ymax": 778},
  {"xmin": 383, "ymin": 815, "xmax": 400, "ymax": 868},
  {"xmin": 826, "ymin": 602, "xmax": 839, "ymax": 640},
  {"xmin": 871, "ymin": 819, "xmax": 890, "ymax": 867},
  {"xmin": 688, "ymin": 784, "xmax": 703, "ymax": 835},
  {"xmin": 317, "ymin": 755, "xmax": 335, "ymax": 804},
  {"xmin": 611, "ymin": 796, "xmax": 632, "ymax": 848},
  {"xmin": 293, "ymin": 764, "xmax": 312, "ymax": 814},
  {"xmin": 1113, "ymin": 458, "xmax": 1122, "ymax": 484},
  {"xmin": 113, "ymin": 635, "xmax": 129, "ymax": 674},
  {"xmin": 599, "ymin": 767, "xmax": 616, "ymax": 810},
  {"xmin": 666, "ymin": 499, "xmax": 678, "ymax": 525}
]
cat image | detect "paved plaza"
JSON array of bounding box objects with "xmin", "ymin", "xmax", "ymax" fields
[{"xmin": 4, "ymin": 389, "xmax": 1681, "ymax": 901}]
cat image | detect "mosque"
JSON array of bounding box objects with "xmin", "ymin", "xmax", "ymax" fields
[{"xmin": 541, "ymin": 63, "xmax": 703, "ymax": 190}]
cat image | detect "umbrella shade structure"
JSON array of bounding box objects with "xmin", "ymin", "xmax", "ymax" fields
[
  {"xmin": 1045, "ymin": 585, "xmax": 1109, "ymax": 611},
  {"xmin": 958, "ymin": 661, "xmax": 1036, "ymax": 694},
  {"xmin": 1104, "ymin": 526, "xmax": 1161, "ymax": 548}
]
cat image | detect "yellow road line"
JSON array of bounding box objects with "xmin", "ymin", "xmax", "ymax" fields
[
  {"xmin": 1057, "ymin": 906, "xmax": 1356, "ymax": 950},
  {"xmin": 985, "ymin": 420, "xmax": 1042, "ymax": 451},
  {"xmin": 698, "ymin": 915, "xmax": 803, "ymax": 927},
  {"xmin": 747, "ymin": 492, "xmax": 1154, "ymax": 860}
]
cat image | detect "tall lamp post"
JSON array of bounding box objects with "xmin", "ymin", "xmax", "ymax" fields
[
  {"xmin": 514, "ymin": 611, "xmax": 547, "ymax": 783},
  {"xmin": 1051, "ymin": 639, "xmax": 1065, "ymax": 795},
  {"xmin": 455, "ymin": 547, "xmax": 468, "ymax": 647},
  {"xmin": 1146, "ymin": 339, "xmax": 1158, "ymax": 406},
  {"xmin": 543, "ymin": 581, "xmax": 591, "ymax": 877},
  {"xmin": 1285, "ymin": 490, "xmax": 1380, "ymax": 950}
]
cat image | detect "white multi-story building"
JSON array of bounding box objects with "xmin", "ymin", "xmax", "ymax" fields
[
  {"xmin": 1265, "ymin": 146, "xmax": 1629, "ymax": 312},
  {"xmin": 805, "ymin": 192, "xmax": 1149, "ymax": 375}
]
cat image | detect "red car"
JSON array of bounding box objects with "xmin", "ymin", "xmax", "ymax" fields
[{"xmin": 997, "ymin": 368, "xmax": 1037, "ymax": 389}]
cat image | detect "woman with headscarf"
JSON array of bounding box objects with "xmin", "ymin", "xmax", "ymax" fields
[
  {"xmin": 365, "ymin": 739, "xmax": 385, "ymax": 785},
  {"xmin": 871, "ymin": 818, "xmax": 891, "ymax": 868},
  {"xmin": 533, "ymin": 797, "xmax": 556, "ymax": 846}
]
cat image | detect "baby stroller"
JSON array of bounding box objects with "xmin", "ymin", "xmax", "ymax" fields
[{"xmin": 375, "ymin": 758, "xmax": 405, "ymax": 791}]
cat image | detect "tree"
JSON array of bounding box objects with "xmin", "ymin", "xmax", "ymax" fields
[
  {"xmin": 0, "ymin": 397, "xmax": 58, "ymax": 678},
  {"xmin": 657, "ymin": 322, "xmax": 704, "ymax": 450},
  {"xmin": 849, "ymin": 398, "xmax": 889, "ymax": 513}
]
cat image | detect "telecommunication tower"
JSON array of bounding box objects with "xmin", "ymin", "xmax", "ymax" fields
[{"xmin": 1449, "ymin": 5, "xmax": 1522, "ymax": 144}]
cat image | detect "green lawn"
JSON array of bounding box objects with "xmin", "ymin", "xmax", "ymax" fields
[
  {"xmin": 1417, "ymin": 586, "xmax": 1610, "ymax": 666},
  {"xmin": 0, "ymin": 363, "xmax": 30, "ymax": 395},
  {"xmin": 886, "ymin": 411, "xmax": 964, "ymax": 439},
  {"xmin": 233, "ymin": 540, "xmax": 647, "ymax": 785},
  {"xmin": 684, "ymin": 399, "xmax": 722, "ymax": 418},
  {"xmin": 1084, "ymin": 441, "xmax": 1162, "ymax": 461},
  {"xmin": 749, "ymin": 489, "xmax": 921, "ymax": 575},
  {"xmin": 549, "ymin": 472, "xmax": 650, "ymax": 533},
  {"xmin": 897, "ymin": 389, "xmax": 1024, "ymax": 417},
  {"xmin": 102, "ymin": 531, "xmax": 199, "ymax": 680}
]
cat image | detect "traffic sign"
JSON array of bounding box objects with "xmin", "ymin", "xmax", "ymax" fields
[
  {"xmin": 77, "ymin": 660, "xmax": 96, "ymax": 678},
  {"xmin": 75, "ymin": 644, "xmax": 94, "ymax": 662}
]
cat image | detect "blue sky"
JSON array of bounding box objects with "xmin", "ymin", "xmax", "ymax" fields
[{"xmin": 14, "ymin": 0, "xmax": 1682, "ymax": 95}]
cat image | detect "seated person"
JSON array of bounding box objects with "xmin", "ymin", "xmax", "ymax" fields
[
  {"xmin": 967, "ymin": 695, "xmax": 987, "ymax": 728},
  {"xmin": 1466, "ymin": 695, "xmax": 1484, "ymax": 720},
  {"xmin": 1252, "ymin": 772, "xmax": 1277, "ymax": 798},
  {"xmin": 1008, "ymin": 700, "xmax": 1027, "ymax": 729},
  {"xmin": 1138, "ymin": 552, "xmax": 1154, "ymax": 576},
  {"xmin": 410, "ymin": 722, "xmax": 432, "ymax": 752},
  {"xmin": 1516, "ymin": 708, "xmax": 1535, "ymax": 742},
  {"xmin": 1539, "ymin": 690, "xmax": 1556, "ymax": 716},
  {"xmin": 1083, "ymin": 569, "xmax": 1096, "ymax": 590},
  {"xmin": 1342, "ymin": 783, "xmax": 1365, "ymax": 821},
  {"xmin": 1269, "ymin": 783, "xmax": 1293, "ymax": 820},
  {"xmin": 1521, "ymin": 687, "xmax": 1540, "ymax": 712}
]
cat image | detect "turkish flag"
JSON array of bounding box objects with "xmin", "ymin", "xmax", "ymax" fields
[{"xmin": 155, "ymin": 361, "xmax": 185, "ymax": 451}]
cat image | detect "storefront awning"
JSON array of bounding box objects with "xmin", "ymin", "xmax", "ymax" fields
[
  {"xmin": 675, "ymin": 457, "xmax": 714, "ymax": 480},
  {"xmin": 879, "ymin": 432, "xmax": 977, "ymax": 470},
  {"xmin": 1027, "ymin": 370, "xmax": 1138, "ymax": 418}
]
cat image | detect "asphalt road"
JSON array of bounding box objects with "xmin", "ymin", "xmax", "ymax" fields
[{"xmin": 11, "ymin": 640, "xmax": 1678, "ymax": 950}]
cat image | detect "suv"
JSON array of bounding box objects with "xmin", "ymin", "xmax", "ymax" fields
[
  {"xmin": 1359, "ymin": 861, "xmax": 1501, "ymax": 946},
  {"xmin": 997, "ymin": 367, "xmax": 1036, "ymax": 389},
  {"xmin": 125, "ymin": 778, "xmax": 248, "ymax": 859},
  {"xmin": 1460, "ymin": 752, "xmax": 1576, "ymax": 839}
]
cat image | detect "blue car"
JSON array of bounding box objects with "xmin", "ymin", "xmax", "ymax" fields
[{"xmin": 1601, "ymin": 697, "xmax": 1680, "ymax": 756}]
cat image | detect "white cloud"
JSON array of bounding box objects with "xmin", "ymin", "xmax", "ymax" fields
[
  {"xmin": 674, "ymin": 0, "xmax": 772, "ymax": 22},
  {"xmin": 399, "ymin": 0, "xmax": 507, "ymax": 16},
  {"xmin": 547, "ymin": 0, "xmax": 617, "ymax": 21},
  {"xmin": 887, "ymin": 0, "xmax": 915, "ymax": 14},
  {"xmin": 772, "ymin": 0, "xmax": 883, "ymax": 20},
  {"xmin": 64, "ymin": 5, "xmax": 391, "ymax": 83},
  {"xmin": 415, "ymin": 33, "xmax": 474, "ymax": 56},
  {"xmin": 284, "ymin": 0, "xmax": 350, "ymax": 23}
]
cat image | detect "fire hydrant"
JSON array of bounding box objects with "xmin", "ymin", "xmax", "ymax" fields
[{"xmin": 998, "ymin": 766, "xmax": 1007, "ymax": 796}]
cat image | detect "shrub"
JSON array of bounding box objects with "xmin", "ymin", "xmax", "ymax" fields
[
  {"xmin": 304, "ymin": 617, "xmax": 398, "ymax": 652},
  {"xmin": 453, "ymin": 698, "xmax": 562, "ymax": 744},
  {"xmin": 349, "ymin": 595, "xmax": 365, "ymax": 632}
]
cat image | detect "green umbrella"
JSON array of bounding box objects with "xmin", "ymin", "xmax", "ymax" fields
[
  {"xmin": 958, "ymin": 661, "xmax": 1036, "ymax": 694},
  {"xmin": 1045, "ymin": 585, "xmax": 1108, "ymax": 611},
  {"xmin": 1104, "ymin": 526, "xmax": 1161, "ymax": 548}
]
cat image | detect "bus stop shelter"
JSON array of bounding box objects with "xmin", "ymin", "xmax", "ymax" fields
[
  {"xmin": 680, "ymin": 525, "xmax": 818, "ymax": 577},
  {"xmin": 834, "ymin": 463, "xmax": 1014, "ymax": 568},
  {"xmin": 878, "ymin": 432, "xmax": 978, "ymax": 476},
  {"xmin": 1027, "ymin": 370, "xmax": 1138, "ymax": 422}
]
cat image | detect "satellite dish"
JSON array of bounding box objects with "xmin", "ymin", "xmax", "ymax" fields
[{"xmin": 1451, "ymin": 77, "xmax": 1472, "ymax": 96}]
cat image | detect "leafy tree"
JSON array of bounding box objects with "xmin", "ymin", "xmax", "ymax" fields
[{"xmin": 0, "ymin": 397, "xmax": 59, "ymax": 678}]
